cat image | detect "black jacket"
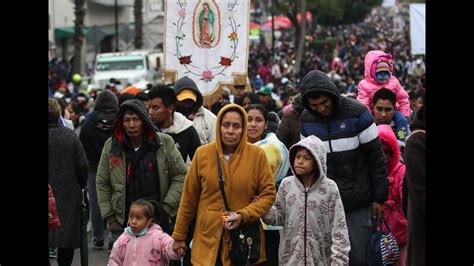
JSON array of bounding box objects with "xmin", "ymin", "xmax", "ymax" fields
[
  {"xmin": 300, "ymin": 70, "xmax": 388, "ymax": 211},
  {"xmin": 157, "ymin": 112, "xmax": 201, "ymax": 163},
  {"xmin": 79, "ymin": 112, "xmax": 116, "ymax": 172},
  {"xmin": 79, "ymin": 89, "xmax": 118, "ymax": 172}
]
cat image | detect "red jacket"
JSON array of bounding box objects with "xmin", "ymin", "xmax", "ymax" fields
[
  {"xmin": 48, "ymin": 184, "xmax": 61, "ymax": 231},
  {"xmin": 377, "ymin": 124, "xmax": 407, "ymax": 245}
]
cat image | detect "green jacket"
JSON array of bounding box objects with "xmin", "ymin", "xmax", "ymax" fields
[{"xmin": 96, "ymin": 132, "xmax": 187, "ymax": 225}]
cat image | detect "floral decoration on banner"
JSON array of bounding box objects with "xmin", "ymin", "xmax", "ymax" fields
[{"xmin": 173, "ymin": 0, "xmax": 241, "ymax": 82}]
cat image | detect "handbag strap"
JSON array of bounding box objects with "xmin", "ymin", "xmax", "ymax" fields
[
  {"xmin": 374, "ymin": 216, "xmax": 393, "ymax": 233},
  {"xmin": 217, "ymin": 153, "xmax": 230, "ymax": 211}
]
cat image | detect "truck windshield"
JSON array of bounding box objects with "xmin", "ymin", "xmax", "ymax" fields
[{"xmin": 95, "ymin": 56, "xmax": 145, "ymax": 72}]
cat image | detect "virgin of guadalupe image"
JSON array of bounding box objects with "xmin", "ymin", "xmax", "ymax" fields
[{"xmin": 199, "ymin": 3, "xmax": 215, "ymax": 48}]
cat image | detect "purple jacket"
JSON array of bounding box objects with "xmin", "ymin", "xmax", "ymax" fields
[
  {"xmin": 357, "ymin": 50, "xmax": 410, "ymax": 117},
  {"xmin": 108, "ymin": 224, "xmax": 181, "ymax": 266}
]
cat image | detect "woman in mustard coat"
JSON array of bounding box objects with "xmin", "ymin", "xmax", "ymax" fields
[{"xmin": 172, "ymin": 104, "xmax": 276, "ymax": 265}]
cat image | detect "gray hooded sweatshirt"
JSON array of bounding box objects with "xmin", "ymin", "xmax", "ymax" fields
[{"xmin": 262, "ymin": 135, "xmax": 350, "ymax": 265}]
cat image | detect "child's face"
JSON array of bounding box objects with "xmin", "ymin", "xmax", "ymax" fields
[
  {"xmin": 128, "ymin": 205, "xmax": 151, "ymax": 234},
  {"xmin": 375, "ymin": 62, "xmax": 391, "ymax": 83},
  {"xmin": 293, "ymin": 148, "xmax": 316, "ymax": 178}
]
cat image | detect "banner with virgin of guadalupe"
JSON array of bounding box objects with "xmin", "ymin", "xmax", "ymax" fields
[{"xmin": 163, "ymin": 0, "xmax": 251, "ymax": 106}]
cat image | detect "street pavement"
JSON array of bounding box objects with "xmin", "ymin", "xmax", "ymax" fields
[{"xmin": 50, "ymin": 230, "xmax": 110, "ymax": 266}]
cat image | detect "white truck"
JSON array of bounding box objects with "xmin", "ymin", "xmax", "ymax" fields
[{"xmin": 91, "ymin": 50, "xmax": 163, "ymax": 90}]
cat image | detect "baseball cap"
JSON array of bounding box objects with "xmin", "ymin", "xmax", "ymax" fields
[
  {"xmin": 257, "ymin": 86, "xmax": 272, "ymax": 95},
  {"xmin": 176, "ymin": 89, "xmax": 197, "ymax": 102}
]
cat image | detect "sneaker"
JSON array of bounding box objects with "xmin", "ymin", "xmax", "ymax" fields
[
  {"xmin": 93, "ymin": 239, "xmax": 104, "ymax": 250},
  {"xmin": 49, "ymin": 247, "xmax": 57, "ymax": 259}
]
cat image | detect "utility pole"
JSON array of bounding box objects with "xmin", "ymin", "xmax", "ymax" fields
[{"xmin": 115, "ymin": 0, "xmax": 119, "ymax": 51}]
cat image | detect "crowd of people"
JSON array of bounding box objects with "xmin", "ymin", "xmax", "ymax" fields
[{"xmin": 48, "ymin": 3, "xmax": 425, "ymax": 266}]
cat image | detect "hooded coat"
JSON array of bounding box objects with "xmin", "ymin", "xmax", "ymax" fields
[
  {"xmin": 357, "ymin": 50, "xmax": 410, "ymax": 117},
  {"xmin": 174, "ymin": 76, "xmax": 217, "ymax": 145},
  {"xmin": 108, "ymin": 224, "xmax": 181, "ymax": 266},
  {"xmin": 172, "ymin": 104, "xmax": 276, "ymax": 266},
  {"xmin": 377, "ymin": 125, "xmax": 407, "ymax": 245},
  {"xmin": 262, "ymin": 135, "xmax": 350, "ymax": 265},
  {"xmin": 300, "ymin": 70, "xmax": 388, "ymax": 211},
  {"xmin": 79, "ymin": 89, "xmax": 119, "ymax": 172},
  {"xmin": 404, "ymin": 106, "xmax": 425, "ymax": 266},
  {"xmin": 49, "ymin": 122, "xmax": 89, "ymax": 247},
  {"xmin": 96, "ymin": 99, "xmax": 187, "ymax": 225},
  {"xmin": 159, "ymin": 111, "xmax": 201, "ymax": 165}
]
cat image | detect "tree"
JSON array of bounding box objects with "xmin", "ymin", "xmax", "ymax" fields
[
  {"xmin": 294, "ymin": 0, "xmax": 307, "ymax": 75},
  {"xmin": 272, "ymin": 0, "xmax": 381, "ymax": 77},
  {"xmin": 339, "ymin": 0, "xmax": 383, "ymax": 25},
  {"xmin": 73, "ymin": 0, "xmax": 86, "ymax": 76},
  {"xmin": 134, "ymin": 0, "xmax": 144, "ymax": 49}
]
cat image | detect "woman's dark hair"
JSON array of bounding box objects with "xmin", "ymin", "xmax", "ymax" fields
[
  {"xmin": 235, "ymin": 92, "xmax": 261, "ymax": 107},
  {"xmin": 130, "ymin": 199, "xmax": 161, "ymax": 224},
  {"xmin": 220, "ymin": 107, "xmax": 243, "ymax": 122},
  {"xmin": 245, "ymin": 104, "xmax": 268, "ymax": 123},
  {"xmin": 69, "ymin": 100, "xmax": 85, "ymax": 116}
]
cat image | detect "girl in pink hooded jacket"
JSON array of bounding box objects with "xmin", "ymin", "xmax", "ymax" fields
[
  {"xmin": 377, "ymin": 124, "xmax": 408, "ymax": 266},
  {"xmin": 108, "ymin": 199, "xmax": 184, "ymax": 266},
  {"xmin": 358, "ymin": 50, "xmax": 410, "ymax": 117}
]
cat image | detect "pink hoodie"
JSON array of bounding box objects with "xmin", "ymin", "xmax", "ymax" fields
[
  {"xmin": 357, "ymin": 50, "xmax": 410, "ymax": 117},
  {"xmin": 108, "ymin": 224, "xmax": 181, "ymax": 266},
  {"xmin": 377, "ymin": 124, "xmax": 407, "ymax": 245}
]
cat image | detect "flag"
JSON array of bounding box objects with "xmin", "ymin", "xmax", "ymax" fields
[
  {"xmin": 164, "ymin": 0, "xmax": 251, "ymax": 106},
  {"xmin": 410, "ymin": 4, "xmax": 425, "ymax": 55}
]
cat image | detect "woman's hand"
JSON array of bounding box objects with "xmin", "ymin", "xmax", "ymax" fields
[
  {"xmin": 224, "ymin": 213, "xmax": 243, "ymax": 230},
  {"xmin": 172, "ymin": 240, "xmax": 187, "ymax": 256}
]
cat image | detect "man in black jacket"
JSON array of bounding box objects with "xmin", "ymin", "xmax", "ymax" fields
[
  {"xmin": 148, "ymin": 85, "xmax": 201, "ymax": 166},
  {"xmin": 79, "ymin": 89, "xmax": 118, "ymax": 249},
  {"xmin": 299, "ymin": 70, "xmax": 388, "ymax": 266}
]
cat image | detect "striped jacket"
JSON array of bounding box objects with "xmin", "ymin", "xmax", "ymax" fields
[{"xmin": 299, "ymin": 70, "xmax": 388, "ymax": 211}]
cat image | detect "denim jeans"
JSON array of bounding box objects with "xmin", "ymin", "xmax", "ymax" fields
[
  {"xmin": 346, "ymin": 205, "xmax": 373, "ymax": 266},
  {"xmin": 87, "ymin": 171, "xmax": 105, "ymax": 242}
]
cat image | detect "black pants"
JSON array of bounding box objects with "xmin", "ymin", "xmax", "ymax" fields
[
  {"xmin": 261, "ymin": 230, "xmax": 279, "ymax": 266},
  {"xmin": 57, "ymin": 247, "xmax": 74, "ymax": 266},
  {"xmin": 215, "ymin": 240, "xmax": 223, "ymax": 266},
  {"xmin": 170, "ymin": 218, "xmax": 196, "ymax": 266}
]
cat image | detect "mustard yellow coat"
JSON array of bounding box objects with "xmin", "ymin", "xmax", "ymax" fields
[{"xmin": 172, "ymin": 104, "xmax": 276, "ymax": 265}]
